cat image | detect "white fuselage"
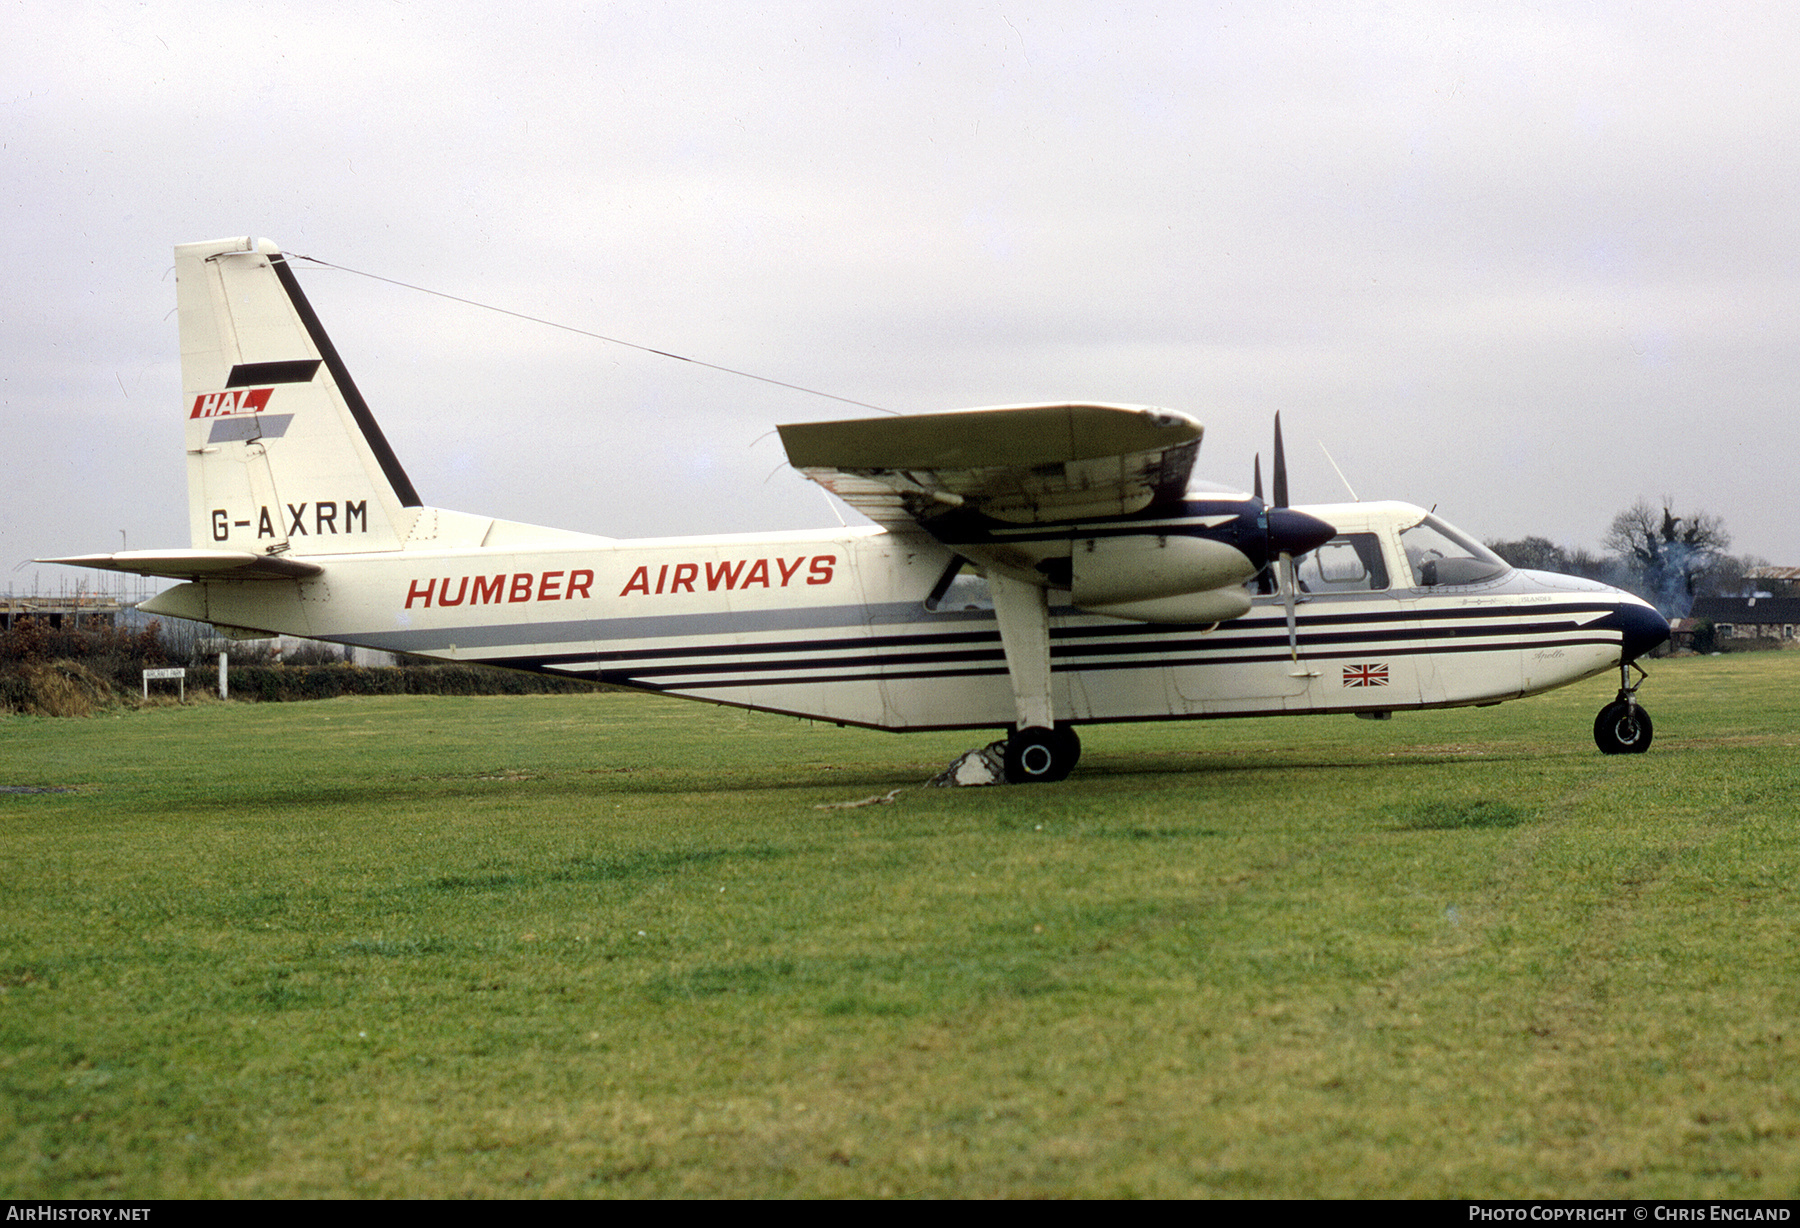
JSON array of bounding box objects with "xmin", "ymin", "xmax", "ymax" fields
[
  {"xmin": 53, "ymin": 239, "xmax": 1666, "ymax": 774},
  {"xmin": 143, "ymin": 501, "xmax": 1653, "ymax": 732}
]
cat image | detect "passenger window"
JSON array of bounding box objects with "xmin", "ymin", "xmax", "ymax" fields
[{"xmin": 1294, "ymin": 534, "xmax": 1389, "ymax": 592}]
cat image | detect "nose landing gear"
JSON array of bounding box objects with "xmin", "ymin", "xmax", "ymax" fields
[{"xmin": 1594, "ymin": 660, "xmax": 1653, "ymax": 755}]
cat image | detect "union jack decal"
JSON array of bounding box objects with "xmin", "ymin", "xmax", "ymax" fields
[{"xmin": 1342, "ymin": 663, "xmax": 1389, "ymax": 687}]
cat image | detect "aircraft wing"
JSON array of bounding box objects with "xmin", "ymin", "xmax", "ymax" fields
[
  {"xmin": 778, "ymin": 403, "xmax": 1202, "ymax": 532},
  {"xmin": 36, "ymin": 550, "xmax": 324, "ymax": 581}
]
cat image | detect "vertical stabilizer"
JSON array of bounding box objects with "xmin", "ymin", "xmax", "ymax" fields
[{"xmin": 178, "ymin": 236, "xmax": 422, "ymax": 555}]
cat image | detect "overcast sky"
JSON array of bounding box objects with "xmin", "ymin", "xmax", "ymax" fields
[{"xmin": 7, "ymin": 0, "xmax": 1798, "ymax": 597}]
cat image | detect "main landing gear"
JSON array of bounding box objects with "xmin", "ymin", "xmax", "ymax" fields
[
  {"xmin": 1003, "ymin": 725, "xmax": 1082, "ymax": 784},
  {"xmin": 1594, "ymin": 660, "xmax": 1653, "ymax": 755},
  {"xmin": 986, "ymin": 569, "xmax": 1085, "ymax": 784}
]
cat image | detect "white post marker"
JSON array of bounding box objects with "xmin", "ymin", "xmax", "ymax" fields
[{"xmin": 219, "ymin": 650, "xmax": 228, "ymax": 700}]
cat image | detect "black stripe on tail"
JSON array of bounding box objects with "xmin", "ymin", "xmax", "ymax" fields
[{"xmin": 267, "ymin": 253, "xmax": 423, "ymax": 508}]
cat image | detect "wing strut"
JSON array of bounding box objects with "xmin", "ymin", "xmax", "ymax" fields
[
  {"xmin": 986, "ymin": 570, "xmax": 1079, "ymax": 782},
  {"xmin": 988, "ymin": 571, "xmax": 1053, "ymax": 731}
]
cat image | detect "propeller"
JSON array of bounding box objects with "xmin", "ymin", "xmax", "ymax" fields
[
  {"xmin": 1271, "ymin": 411, "xmax": 1289, "ymax": 509},
  {"xmin": 1252, "ymin": 454, "xmax": 1273, "ymax": 592},
  {"xmin": 1274, "ymin": 414, "xmax": 1302, "ymax": 670},
  {"xmin": 1253, "ymin": 413, "xmax": 1333, "ymax": 675}
]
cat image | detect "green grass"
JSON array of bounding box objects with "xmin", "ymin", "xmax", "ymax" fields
[{"xmin": 4, "ymin": 654, "xmax": 1800, "ymax": 1197}]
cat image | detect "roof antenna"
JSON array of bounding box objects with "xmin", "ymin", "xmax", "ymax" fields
[{"xmin": 1318, "ymin": 440, "xmax": 1360, "ymax": 502}]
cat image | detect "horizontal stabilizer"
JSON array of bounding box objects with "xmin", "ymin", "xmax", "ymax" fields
[{"xmin": 36, "ymin": 550, "xmax": 324, "ymax": 581}]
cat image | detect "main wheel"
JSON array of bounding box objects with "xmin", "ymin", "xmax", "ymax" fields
[
  {"xmin": 1004, "ymin": 725, "xmax": 1080, "ymax": 783},
  {"xmin": 1054, "ymin": 723, "xmax": 1082, "ymax": 772},
  {"xmin": 1594, "ymin": 701, "xmax": 1653, "ymax": 754}
]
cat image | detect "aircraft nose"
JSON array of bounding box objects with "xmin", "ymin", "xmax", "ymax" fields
[
  {"xmin": 1267, "ymin": 507, "xmax": 1336, "ymax": 558},
  {"xmin": 1606, "ymin": 600, "xmax": 1671, "ymax": 663}
]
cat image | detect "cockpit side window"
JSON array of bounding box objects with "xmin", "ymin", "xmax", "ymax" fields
[
  {"xmin": 1294, "ymin": 534, "xmax": 1389, "ymax": 592},
  {"xmin": 1399, "ymin": 516, "xmax": 1511, "ymax": 587}
]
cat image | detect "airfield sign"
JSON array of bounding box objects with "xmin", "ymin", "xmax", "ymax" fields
[{"xmin": 141, "ymin": 666, "xmax": 185, "ymax": 701}]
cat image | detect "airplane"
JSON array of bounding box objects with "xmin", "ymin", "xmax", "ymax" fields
[{"xmin": 42, "ymin": 236, "xmax": 1670, "ymax": 783}]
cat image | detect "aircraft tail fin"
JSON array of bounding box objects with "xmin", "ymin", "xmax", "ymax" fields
[{"xmin": 177, "ymin": 236, "xmax": 421, "ymax": 555}]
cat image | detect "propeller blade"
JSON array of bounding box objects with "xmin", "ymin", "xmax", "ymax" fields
[
  {"xmin": 1253, "ymin": 454, "xmax": 1263, "ymax": 503},
  {"xmin": 1264, "ymin": 419, "xmax": 1320, "ymax": 674},
  {"xmin": 1278, "ymin": 551, "xmax": 1316, "ymax": 676},
  {"xmin": 1272, "ymin": 412, "xmax": 1289, "ymax": 509},
  {"xmin": 1281, "ymin": 552, "xmax": 1299, "ymax": 661},
  {"xmin": 1255, "ymin": 519, "xmax": 1275, "ymax": 594}
]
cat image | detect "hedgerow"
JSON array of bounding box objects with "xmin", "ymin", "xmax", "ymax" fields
[{"xmin": 0, "ymin": 615, "xmax": 597, "ymax": 714}]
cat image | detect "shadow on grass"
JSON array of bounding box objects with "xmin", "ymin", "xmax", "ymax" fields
[
  {"xmin": 1387, "ymin": 800, "xmax": 1531, "ymax": 830},
  {"xmin": 424, "ymin": 845, "xmax": 793, "ymax": 896},
  {"xmin": 642, "ymin": 951, "xmax": 1066, "ymax": 1013},
  {"xmin": 1076, "ymin": 744, "xmax": 1583, "ymax": 780}
]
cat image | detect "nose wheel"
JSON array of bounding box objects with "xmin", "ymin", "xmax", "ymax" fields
[{"xmin": 1594, "ymin": 660, "xmax": 1652, "ymax": 755}]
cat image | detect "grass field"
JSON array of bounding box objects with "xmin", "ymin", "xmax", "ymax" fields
[{"xmin": 4, "ymin": 653, "xmax": 1798, "ymax": 1198}]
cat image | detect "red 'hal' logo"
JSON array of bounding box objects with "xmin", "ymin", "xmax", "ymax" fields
[{"xmin": 190, "ymin": 388, "xmax": 274, "ymax": 418}]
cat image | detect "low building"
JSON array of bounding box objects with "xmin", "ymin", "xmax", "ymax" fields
[
  {"xmin": 0, "ymin": 594, "xmax": 127, "ymax": 631},
  {"xmin": 1687, "ymin": 596, "xmax": 1800, "ymax": 643}
]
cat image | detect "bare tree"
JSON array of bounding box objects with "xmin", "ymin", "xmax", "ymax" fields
[
  {"xmin": 1700, "ymin": 553, "xmax": 1771, "ymax": 599},
  {"xmin": 1485, "ymin": 537, "xmax": 1631, "ymax": 587},
  {"xmin": 1603, "ymin": 499, "xmax": 1731, "ymax": 616},
  {"xmin": 1486, "ymin": 536, "xmax": 1571, "ymax": 573}
]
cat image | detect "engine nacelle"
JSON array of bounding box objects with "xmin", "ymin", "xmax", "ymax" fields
[
  {"xmin": 1077, "ymin": 587, "xmax": 1253, "ymax": 624},
  {"xmin": 1069, "ymin": 533, "xmax": 1255, "ymax": 621}
]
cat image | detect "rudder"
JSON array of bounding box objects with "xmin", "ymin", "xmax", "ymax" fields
[{"xmin": 178, "ymin": 236, "xmax": 421, "ymax": 555}]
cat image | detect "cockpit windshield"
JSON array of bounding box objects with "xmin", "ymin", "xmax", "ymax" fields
[{"xmin": 1399, "ymin": 515, "xmax": 1511, "ymax": 587}]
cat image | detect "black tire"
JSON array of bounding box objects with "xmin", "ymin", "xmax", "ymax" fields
[
  {"xmin": 1594, "ymin": 701, "xmax": 1653, "ymax": 755},
  {"xmin": 1054, "ymin": 723, "xmax": 1082, "ymax": 771},
  {"xmin": 1004, "ymin": 725, "xmax": 1079, "ymax": 783}
]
